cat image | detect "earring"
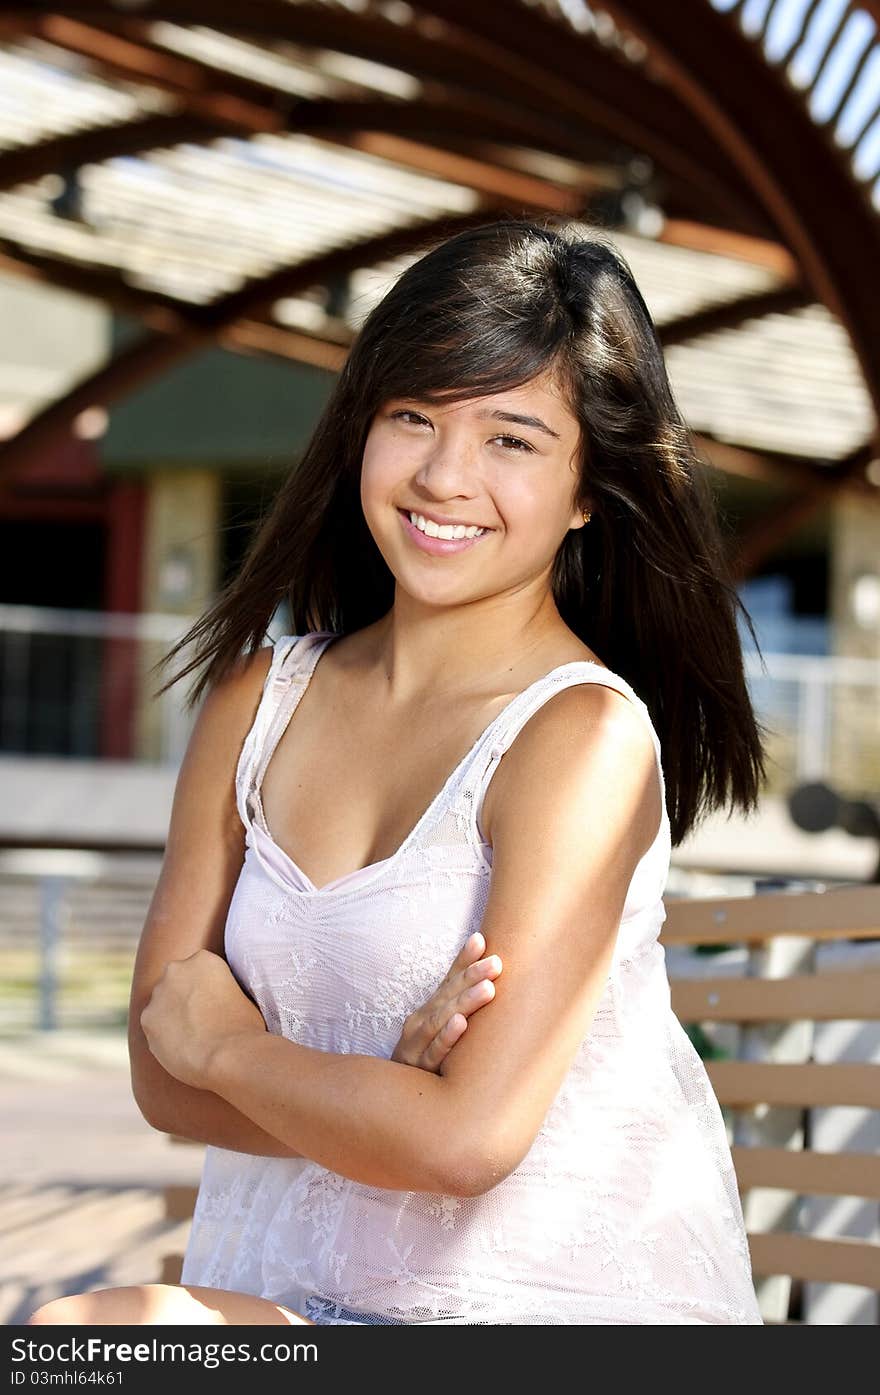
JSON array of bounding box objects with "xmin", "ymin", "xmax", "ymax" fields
[{"xmin": 582, "ymin": 509, "xmax": 592, "ymax": 523}]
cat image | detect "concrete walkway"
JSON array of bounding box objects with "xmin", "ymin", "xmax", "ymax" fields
[{"xmin": 0, "ymin": 1031, "xmax": 204, "ymax": 1325}]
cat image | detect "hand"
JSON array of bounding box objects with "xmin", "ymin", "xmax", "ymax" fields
[
  {"xmin": 140, "ymin": 949, "xmax": 266, "ymax": 1089},
  {"xmin": 391, "ymin": 931, "xmax": 502, "ymax": 1073}
]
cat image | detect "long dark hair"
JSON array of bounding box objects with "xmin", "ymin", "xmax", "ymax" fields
[{"xmin": 152, "ymin": 215, "xmax": 768, "ymax": 846}]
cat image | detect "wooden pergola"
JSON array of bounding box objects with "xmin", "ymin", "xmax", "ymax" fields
[{"xmin": 0, "ymin": 0, "xmax": 878, "ymax": 579}]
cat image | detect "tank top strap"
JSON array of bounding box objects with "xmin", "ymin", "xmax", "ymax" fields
[
  {"xmin": 234, "ymin": 630, "xmax": 336, "ymax": 832},
  {"xmin": 464, "ymin": 662, "xmax": 670, "ymax": 854}
]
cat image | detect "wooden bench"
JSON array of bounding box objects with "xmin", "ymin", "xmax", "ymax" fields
[
  {"xmin": 662, "ymin": 881, "xmax": 880, "ymax": 1324},
  {"xmin": 160, "ymin": 883, "xmax": 880, "ymax": 1324}
]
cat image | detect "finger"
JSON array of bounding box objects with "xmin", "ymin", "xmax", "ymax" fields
[
  {"xmin": 429, "ymin": 933, "xmax": 489, "ymax": 1010},
  {"xmin": 421, "ymin": 960, "xmax": 499, "ymax": 1040},
  {"xmin": 443, "ymin": 931, "xmax": 486, "ymax": 982},
  {"xmin": 457, "ymin": 977, "xmax": 496, "ymax": 1017},
  {"xmin": 421, "ymin": 1013, "xmax": 468, "ymax": 1072},
  {"xmin": 427, "ymin": 955, "xmax": 502, "ymax": 1031},
  {"xmin": 462, "ymin": 953, "xmax": 503, "ymax": 988},
  {"xmin": 398, "ymin": 940, "xmax": 497, "ymax": 1068}
]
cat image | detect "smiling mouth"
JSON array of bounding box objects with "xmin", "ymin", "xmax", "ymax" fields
[
  {"xmin": 397, "ymin": 507, "xmax": 492, "ymax": 535},
  {"xmin": 396, "ymin": 508, "xmax": 495, "ymax": 556}
]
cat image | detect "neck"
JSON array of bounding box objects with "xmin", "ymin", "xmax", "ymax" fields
[{"xmin": 366, "ymin": 586, "xmax": 569, "ymax": 705}]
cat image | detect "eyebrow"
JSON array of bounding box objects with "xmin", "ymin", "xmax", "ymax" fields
[{"xmin": 475, "ymin": 409, "xmax": 561, "ymax": 440}]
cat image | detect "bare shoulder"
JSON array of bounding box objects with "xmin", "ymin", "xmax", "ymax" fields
[
  {"xmin": 166, "ymin": 642, "xmax": 276, "ymax": 851},
  {"xmin": 130, "ymin": 642, "xmax": 277, "ymax": 1003},
  {"xmin": 181, "ymin": 641, "xmax": 276, "ymax": 765},
  {"xmin": 128, "ymin": 641, "xmax": 280, "ymax": 1102},
  {"xmin": 485, "ymin": 680, "xmax": 662, "ymax": 867},
  {"xmin": 199, "ymin": 642, "xmax": 275, "ymax": 729}
]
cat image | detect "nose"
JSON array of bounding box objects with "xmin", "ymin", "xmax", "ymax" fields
[{"xmin": 413, "ymin": 427, "xmax": 479, "ymax": 497}]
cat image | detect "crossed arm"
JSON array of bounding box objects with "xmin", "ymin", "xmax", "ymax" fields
[
  {"xmin": 129, "ymin": 651, "xmax": 500, "ymax": 1160},
  {"xmin": 133, "ymin": 654, "xmax": 661, "ymax": 1197}
]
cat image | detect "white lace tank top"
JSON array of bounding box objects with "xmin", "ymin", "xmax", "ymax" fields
[{"xmin": 179, "ymin": 630, "xmax": 763, "ymax": 1325}]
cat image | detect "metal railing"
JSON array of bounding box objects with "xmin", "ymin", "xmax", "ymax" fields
[
  {"xmin": 0, "ymin": 846, "xmax": 160, "ymax": 1035},
  {"xmin": 743, "ymin": 650, "xmax": 880, "ymax": 795},
  {"xmin": 1, "ymin": 603, "xmax": 878, "ymax": 791},
  {"xmin": 0, "ymin": 846, "xmax": 777, "ymax": 1036},
  {"xmin": 0, "ymin": 603, "xmax": 199, "ymax": 765}
]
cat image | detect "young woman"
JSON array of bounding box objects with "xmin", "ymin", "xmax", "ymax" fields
[{"xmin": 29, "ymin": 217, "xmax": 768, "ymax": 1326}]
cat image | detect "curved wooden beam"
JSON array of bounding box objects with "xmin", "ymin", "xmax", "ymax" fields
[
  {"xmin": 3, "ymin": 5, "xmax": 875, "ymax": 485},
  {"xmin": 658, "ymin": 220, "xmax": 798, "ymax": 278},
  {"xmin": 1, "ymin": 20, "xmax": 613, "ymax": 175},
  {"xmin": 221, "ymin": 319, "xmax": 348, "ymax": 374},
  {"xmin": 590, "ymin": 0, "xmax": 880, "ymax": 436},
  {"xmin": 46, "ymin": 16, "xmax": 626, "ymax": 172},
  {"xmin": 0, "ymin": 329, "xmax": 201, "ymax": 491},
  {"xmin": 1, "ymin": 226, "xmax": 804, "ymax": 346},
  {"xmin": 658, "ymin": 286, "xmax": 810, "ymax": 348},
  {"xmin": 695, "ymin": 434, "xmax": 829, "ymax": 491},
  {"xmin": 0, "ymin": 113, "xmax": 226, "ymax": 192},
  {"xmin": 0, "ymin": 244, "xmax": 192, "ymax": 330},
  {"xmin": 7, "ymin": 3, "xmax": 765, "ymax": 232},
  {"xmin": 0, "ymin": 208, "xmax": 491, "ymax": 479},
  {"xmin": 377, "ymin": 0, "xmax": 765, "ymax": 228},
  {"xmin": 0, "ymin": 228, "xmax": 845, "ymax": 505},
  {"xmin": 0, "ymin": 98, "xmax": 587, "ymax": 212},
  {"xmin": 0, "ymin": 17, "xmax": 668, "ymax": 221},
  {"xmin": 730, "ymin": 444, "xmax": 876, "ymax": 580}
]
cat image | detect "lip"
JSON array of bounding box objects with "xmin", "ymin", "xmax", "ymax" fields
[
  {"xmin": 397, "ymin": 507, "xmax": 493, "ymax": 556},
  {"xmin": 399, "ymin": 505, "xmax": 489, "ymax": 529}
]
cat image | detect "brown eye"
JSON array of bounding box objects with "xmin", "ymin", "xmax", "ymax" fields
[
  {"xmin": 391, "ymin": 410, "xmax": 428, "ymax": 426},
  {"xmin": 494, "ymin": 435, "xmax": 533, "ymax": 453}
]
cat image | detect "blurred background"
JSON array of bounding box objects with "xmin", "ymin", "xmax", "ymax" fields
[{"xmin": 0, "ymin": 0, "xmax": 878, "ymax": 1326}]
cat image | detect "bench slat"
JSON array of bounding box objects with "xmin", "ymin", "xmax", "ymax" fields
[
  {"xmin": 671, "ymin": 970, "xmax": 880, "ymax": 1021},
  {"xmin": 732, "ymin": 1146, "xmax": 880, "ymax": 1200},
  {"xmin": 660, "ymin": 884, "xmax": 880, "ymax": 945},
  {"xmin": 748, "ymin": 1232, "xmax": 880, "ymax": 1288},
  {"xmin": 163, "ymin": 1149, "xmax": 880, "ymax": 1215},
  {"xmin": 707, "ymin": 1060, "xmax": 880, "ymax": 1108}
]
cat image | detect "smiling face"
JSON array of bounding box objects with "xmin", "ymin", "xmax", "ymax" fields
[{"xmin": 360, "ymin": 365, "xmax": 588, "ymax": 610}]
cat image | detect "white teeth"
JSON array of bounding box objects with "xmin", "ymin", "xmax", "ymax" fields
[{"xmin": 408, "ymin": 511, "xmax": 486, "ymax": 540}]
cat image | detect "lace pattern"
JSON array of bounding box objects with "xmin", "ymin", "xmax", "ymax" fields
[{"xmin": 180, "ymin": 632, "xmax": 763, "ymax": 1325}]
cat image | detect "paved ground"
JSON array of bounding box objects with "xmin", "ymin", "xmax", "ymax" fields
[{"xmin": 0, "ymin": 1031, "xmax": 204, "ymax": 1325}]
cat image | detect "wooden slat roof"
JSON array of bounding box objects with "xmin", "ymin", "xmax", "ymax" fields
[{"xmin": 0, "ymin": 0, "xmax": 878, "ymax": 571}]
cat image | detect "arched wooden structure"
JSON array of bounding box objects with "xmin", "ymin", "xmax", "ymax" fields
[{"xmin": 0, "ymin": 0, "xmax": 878, "ymax": 576}]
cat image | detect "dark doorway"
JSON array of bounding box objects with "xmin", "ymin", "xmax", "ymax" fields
[
  {"xmin": 0, "ymin": 519, "xmax": 105, "ymax": 608},
  {"xmin": 0, "ymin": 519, "xmax": 107, "ymax": 755}
]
